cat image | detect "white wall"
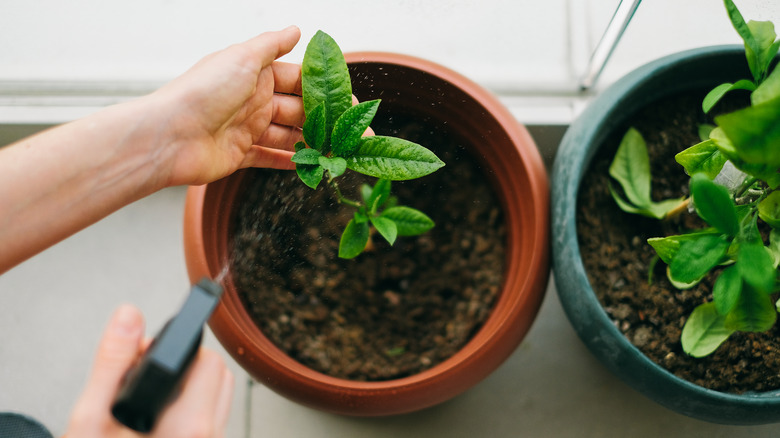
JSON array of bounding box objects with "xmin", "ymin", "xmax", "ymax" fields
[
  {"xmin": 1, "ymin": 0, "xmax": 573, "ymax": 88},
  {"xmin": 0, "ymin": 0, "xmax": 777, "ymax": 124}
]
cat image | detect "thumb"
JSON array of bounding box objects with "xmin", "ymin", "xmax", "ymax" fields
[
  {"xmin": 81, "ymin": 304, "xmax": 145, "ymax": 408},
  {"xmin": 246, "ymin": 25, "xmax": 301, "ymax": 66}
]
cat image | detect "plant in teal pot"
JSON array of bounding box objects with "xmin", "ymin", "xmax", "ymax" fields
[{"xmin": 552, "ymin": 0, "xmax": 780, "ymax": 425}]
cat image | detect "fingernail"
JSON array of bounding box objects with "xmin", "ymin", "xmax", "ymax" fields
[{"xmin": 111, "ymin": 305, "xmax": 142, "ymax": 337}]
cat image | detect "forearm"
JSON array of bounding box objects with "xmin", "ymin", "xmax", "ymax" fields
[
  {"xmin": 0, "ymin": 28, "xmax": 303, "ymax": 274},
  {"xmin": 0, "ymin": 95, "xmax": 172, "ymax": 273}
]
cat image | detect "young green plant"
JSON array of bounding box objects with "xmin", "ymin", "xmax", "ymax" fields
[
  {"xmin": 292, "ymin": 30, "xmax": 444, "ymax": 259},
  {"xmin": 609, "ymin": 0, "xmax": 780, "ymax": 357}
]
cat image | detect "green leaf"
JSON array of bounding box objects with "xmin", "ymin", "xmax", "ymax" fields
[
  {"xmin": 719, "ymin": 148, "xmax": 780, "ymax": 189},
  {"xmin": 675, "ymin": 139, "xmax": 728, "ymax": 179},
  {"xmin": 291, "ymin": 148, "xmax": 323, "ymax": 165},
  {"xmin": 647, "ymin": 199, "xmax": 687, "ymax": 220},
  {"xmin": 725, "ymin": 0, "xmax": 763, "ymax": 82},
  {"xmin": 381, "ymin": 206, "xmax": 434, "ymax": 236},
  {"xmin": 669, "ymin": 234, "xmax": 730, "ymax": 284},
  {"xmin": 318, "ymin": 156, "xmax": 347, "ymax": 178},
  {"xmin": 738, "ymin": 211, "xmax": 762, "ymax": 246},
  {"xmin": 648, "ymin": 229, "xmax": 721, "ymax": 265},
  {"xmin": 667, "ymin": 266, "xmax": 705, "ymax": 290},
  {"xmin": 360, "ymin": 184, "xmax": 373, "ymax": 204},
  {"xmin": 746, "ymin": 19, "xmax": 779, "ymax": 82},
  {"xmin": 369, "ymin": 215, "xmax": 398, "ymax": 245},
  {"xmin": 716, "ymin": 93, "xmax": 780, "ymax": 167},
  {"xmin": 736, "ymin": 242, "xmax": 776, "ymax": 293},
  {"xmin": 353, "ymin": 209, "xmax": 370, "ymax": 224},
  {"xmin": 752, "ymin": 66, "xmax": 780, "ymax": 106},
  {"xmin": 725, "ymin": 0, "xmax": 757, "ymax": 50},
  {"xmin": 725, "ymin": 283, "xmax": 777, "ymax": 332},
  {"xmin": 698, "ymin": 124, "xmax": 716, "ymax": 142},
  {"xmin": 690, "ymin": 174, "xmax": 739, "ymax": 236},
  {"xmin": 608, "ymin": 128, "xmax": 682, "ymax": 219},
  {"xmin": 742, "ymin": 163, "xmax": 780, "ymax": 190},
  {"xmin": 709, "ymin": 126, "xmax": 737, "ymax": 158},
  {"xmin": 765, "ymin": 39, "xmax": 780, "ymax": 75},
  {"xmin": 302, "ymin": 30, "xmax": 353, "ymax": 148},
  {"xmin": 768, "ymin": 229, "xmax": 780, "ymax": 268},
  {"xmin": 331, "ymin": 99, "xmax": 380, "ymax": 157},
  {"xmin": 339, "ymin": 218, "xmax": 370, "ymax": 259},
  {"xmin": 681, "ymin": 302, "xmax": 735, "ymax": 358},
  {"xmin": 609, "ymin": 128, "xmax": 652, "ymax": 208},
  {"xmin": 713, "ymin": 265, "xmax": 742, "ymax": 315},
  {"xmin": 759, "ymin": 190, "xmax": 780, "ymax": 227},
  {"xmin": 702, "ymin": 80, "xmax": 756, "ymax": 113},
  {"xmin": 296, "ymin": 164, "xmax": 324, "ymax": 189},
  {"xmin": 736, "ymin": 203, "xmax": 757, "ymax": 225},
  {"xmin": 347, "ymin": 136, "xmax": 444, "ymax": 180},
  {"xmin": 366, "ymin": 179, "xmax": 391, "ymax": 214},
  {"xmin": 302, "ymin": 103, "xmax": 327, "ymax": 151},
  {"xmin": 609, "ymin": 183, "xmax": 651, "ymax": 215},
  {"xmin": 294, "ymin": 141, "xmax": 306, "ymax": 152},
  {"xmin": 384, "ymin": 196, "xmax": 399, "ymax": 209},
  {"xmin": 608, "ymin": 185, "xmax": 681, "ymax": 220}
]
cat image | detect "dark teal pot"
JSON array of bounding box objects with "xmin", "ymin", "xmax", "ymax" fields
[{"xmin": 551, "ymin": 45, "xmax": 780, "ymax": 425}]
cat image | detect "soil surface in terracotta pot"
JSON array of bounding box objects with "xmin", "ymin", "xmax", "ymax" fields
[
  {"xmin": 229, "ymin": 111, "xmax": 505, "ymax": 381},
  {"xmin": 577, "ymin": 89, "xmax": 780, "ymax": 393}
]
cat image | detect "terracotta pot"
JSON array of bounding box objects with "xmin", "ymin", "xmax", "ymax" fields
[
  {"xmin": 184, "ymin": 52, "xmax": 550, "ymax": 416},
  {"xmin": 551, "ymin": 45, "xmax": 780, "ymax": 424}
]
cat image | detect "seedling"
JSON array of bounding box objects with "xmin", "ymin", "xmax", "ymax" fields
[
  {"xmin": 610, "ymin": 0, "xmax": 780, "ymax": 357},
  {"xmin": 292, "ymin": 30, "xmax": 444, "ymax": 258},
  {"xmin": 608, "ymin": 127, "xmax": 686, "ymax": 220}
]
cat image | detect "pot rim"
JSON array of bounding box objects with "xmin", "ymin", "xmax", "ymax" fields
[
  {"xmin": 551, "ymin": 44, "xmax": 780, "ymax": 424},
  {"xmin": 184, "ymin": 51, "xmax": 550, "ymax": 415}
]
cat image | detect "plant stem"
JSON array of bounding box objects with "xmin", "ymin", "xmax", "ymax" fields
[
  {"xmin": 753, "ymin": 188, "xmax": 770, "ymax": 206},
  {"xmin": 329, "ymin": 178, "xmax": 361, "ymax": 208},
  {"xmin": 664, "ymin": 198, "xmax": 691, "ymax": 220},
  {"xmin": 736, "ymin": 176, "xmax": 759, "ymax": 199}
]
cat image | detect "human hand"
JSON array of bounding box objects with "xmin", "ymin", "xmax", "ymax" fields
[
  {"xmin": 64, "ymin": 305, "xmax": 234, "ymax": 438},
  {"xmin": 152, "ymin": 25, "xmax": 304, "ymax": 187}
]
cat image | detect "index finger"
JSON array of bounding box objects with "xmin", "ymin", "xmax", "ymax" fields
[{"xmin": 272, "ymin": 62, "xmax": 303, "ymax": 95}]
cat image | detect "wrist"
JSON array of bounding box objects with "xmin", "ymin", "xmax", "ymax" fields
[
  {"xmin": 102, "ymin": 92, "xmax": 180, "ymax": 194},
  {"xmin": 141, "ymin": 84, "xmax": 220, "ymax": 189}
]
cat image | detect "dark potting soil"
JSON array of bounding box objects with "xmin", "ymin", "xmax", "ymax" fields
[
  {"xmin": 577, "ymin": 91, "xmax": 780, "ymax": 393},
  {"xmin": 229, "ymin": 115, "xmax": 505, "ymax": 381}
]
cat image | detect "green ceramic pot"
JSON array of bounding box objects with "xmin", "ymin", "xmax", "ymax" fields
[{"xmin": 551, "ymin": 45, "xmax": 780, "ymax": 425}]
